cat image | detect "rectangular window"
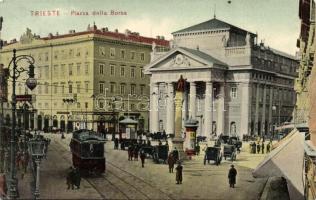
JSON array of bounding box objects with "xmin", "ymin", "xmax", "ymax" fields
[
  {"xmin": 131, "ymin": 51, "xmax": 135, "ymax": 60},
  {"xmin": 99, "ymin": 47, "xmax": 106, "ymax": 56},
  {"xmin": 140, "ymin": 68, "xmax": 144, "ymax": 78},
  {"xmin": 110, "ymin": 83, "xmax": 115, "ymax": 93},
  {"xmin": 61, "ymin": 85, "xmax": 65, "ymax": 94},
  {"xmin": 54, "ymin": 84, "xmax": 58, "ymax": 94},
  {"xmin": 76, "ymin": 48, "xmax": 81, "ymax": 57},
  {"xmin": 77, "ymin": 84, "xmax": 81, "ymax": 94},
  {"xmin": 85, "ymin": 63, "xmax": 89, "ymax": 75},
  {"xmin": 69, "ymin": 84, "xmax": 72, "ymax": 94},
  {"xmin": 99, "ymin": 83, "xmax": 104, "ymax": 94},
  {"xmin": 99, "ymin": 63, "xmax": 104, "ymax": 74},
  {"xmin": 131, "ymin": 84, "xmax": 136, "ymax": 95},
  {"xmin": 131, "ymin": 67, "xmax": 135, "ymax": 78},
  {"xmin": 37, "ymin": 85, "xmax": 42, "ymax": 94},
  {"xmin": 120, "ymin": 66, "xmax": 125, "ymax": 77},
  {"xmin": 110, "ymin": 65, "xmax": 115, "ymax": 76},
  {"xmin": 110, "ymin": 48, "xmax": 115, "ymax": 57},
  {"xmin": 53, "ymin": 65, "xmax": 58, "ymax": 77},
  {"xmin": 45, "ymin": 52, "xmax": 49, "ymax": 61},
  {"xmin": 54, "ymin": 51, "xmax": 58, "ymax": 59},
  {"xmin": 45, "ymin": 83, "xmax": 49, "ymax": 94},
  {"xmin": 77, "ymin": 63, "xmax": 81, "ymax": 76},
  {"xmin": 85, "ymin": 83, "xmax": 89, "ymax": 93},
  {"xmin": 61, "ymin": 64, "xmax": 66, "ymax": 77},
  {"xmin": 121, "ymin": 50, "xmax": 125, "ymax": 59},
  {"xmin": 140, "ymin": 53, "xmax": 145, "ymax": 61},
  {"xmin": 120, "ymin": 84, "xmax": 125, "ymax": 94},
  {"xmin": 231, "ymin": 87, "xmax": 237, "ymax": 99},
  {"xmin": 69, "ymin": 64, "xmax": 73, "ymax": 76},
  {"xmin": 140, "ymin": 85, "xmax": 145, "ymax": 95}
]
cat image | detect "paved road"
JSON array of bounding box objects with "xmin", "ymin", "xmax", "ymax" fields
[{"xmin": 19, "ymin": 134, "xmax": 268, "ymax": 199}]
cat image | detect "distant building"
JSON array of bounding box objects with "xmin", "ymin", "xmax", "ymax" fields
[
  {"xmin": 0, "ymin": 24, "xmax": 169, "ymax": 132},
  {"xmin": 145, "ymin": 18, "xmax": 298, "ymax": 139}
]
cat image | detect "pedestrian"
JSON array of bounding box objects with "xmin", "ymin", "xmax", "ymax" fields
[
  {"xmin": 175, "ymin": 161, "xmax": 183, "ymax": 184},
  {"xmin": 147, "ymin": 139, "xmax": 151, "ymax": 146},
  {"xmin": 140, "ymin": 150, "xmax": 146, "ymax": 168},
  {"xmin": 128, "ymin": 145, "xmax": 133, "ymax": 161},
  {"xmin": 158, "ymin": 140, "xmax": 162, "ymax": 146},
  {"xmin": 228, "ymin": 165, "xmax": 237, "ymax": 188},
  {"xmin": 74, "ymin": 167, "xmax": 81, "ymax": 189},
  {"xmin": 134, "ymin": 147, "xmax": 139, "ymax": 161},
  {"xmin": 252, "ymin": 142, "xmax": 256, "ymax": 154},
  {"xmin": 66, "ymin": 167, "xmax": 75, "ymax": 190},
  {"xmin": 173, "ymin": 147, "xmax": 179, "ymax": 162},
  {"xmin": 261, "ymin": 141, "xmax": 265, "ymax": 154},
  {"xmin": 266, "ymin": 142, "xmax": 271, "ymax": 153},
  {"xmin": 256, "ymin": 142, "xmax": 260, "ymax": 154},
  {"xmin": 167, "ymin": 153, "xmax": 175, "ymax": 173},
  {"xmin": 114, "ymin": 138, "xmax": 119, "ymax": 149}
]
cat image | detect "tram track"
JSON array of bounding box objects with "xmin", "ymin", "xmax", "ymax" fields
[{"xmin": 51, "ymin": 136, "xmax": 173, "ymax": 199}]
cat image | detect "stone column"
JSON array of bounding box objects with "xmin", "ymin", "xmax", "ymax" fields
[
  {"xmin": 182, "ymin": 88, "xmax": 188, "ymax": 130},
  {"xmin": 151, "ymin": 82, "xmax": 159, "ymax": 133},
  {"xmin": 189, "ymin": 82, "xmax": 196, "ymax": 119},
  {"xmin": 204, "ymin": 81, "xmax": 213, "ymax": 138},
  {"xmin": 261, "ymin": 84, "xmax": 267, "ymax": 136},
  {"xmin": 254, "ymin": 83, "xmax": 260, "ymax": 135},
  {"xmin": 217, "ymin": 83, "xmax": 226, "ymax": 135},
  {"xmin": 268, "ymin": 86, "xmax": 273, "ymax": 136},
  {"xmin": 166, "ymin": 82, "xmax": 175, "ymax": 135},
  {"xmin": 240, "ymin": 83, "xmax": 251, "ymax": 137},
  {"xmin": 149, "ymin": 83, "xmax": 153, "ymax": 133}
]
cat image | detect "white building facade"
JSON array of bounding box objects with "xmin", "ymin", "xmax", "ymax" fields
[{"xmin": 145, "ymin": 18, "xmax": 298, "ymax": 139}]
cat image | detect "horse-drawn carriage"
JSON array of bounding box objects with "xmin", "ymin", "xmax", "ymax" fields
[
  {"xmin": 204, "ymin": 147, "xmax": 222, "ymax": 165},
  {"xmin": 152, "ymin": 145, "xmax": 168, "ymax": 164},
  {"xmin": 223, "ymin": 144, "xmax": 237, "ymax": 161},
  {"xmin": 70, "ymin": 129, "xmax": 106, "ymax": 175}
]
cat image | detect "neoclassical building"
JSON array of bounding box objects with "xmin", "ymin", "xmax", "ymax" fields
[
  {"xmin": 145, "ymin": 18, "xmax": 298, "ymax": 139},
  {"xmin": 0, "ymin": 24, "xmax": 169, "ymax": 132}
]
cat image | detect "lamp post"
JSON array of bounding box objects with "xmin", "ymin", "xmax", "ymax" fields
[
  {"xmin": 28, "ymin": 135, "xmax": 48, "ymax": 199},
  {"xmin": 6, "ymin": 49, "xmax": 37, "ymax": 199}
]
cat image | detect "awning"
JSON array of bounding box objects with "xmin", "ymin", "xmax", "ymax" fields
[
  {"xmin": 119, "ymin": 117, "xmax": 138, "ymax": 124},
  {"xmin": 252, "ymin": 129, "xmax": 305, "ymax": 200}
]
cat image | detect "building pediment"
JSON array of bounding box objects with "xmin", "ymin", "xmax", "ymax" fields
[{"xmin": 145, "ymin": 47, "xmax": 227, "ymax": 73}]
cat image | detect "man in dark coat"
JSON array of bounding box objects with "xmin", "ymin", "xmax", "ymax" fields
[
  {"xmin": 140, "ymin": 150, "xmax": 146, "ymax": 168},
  {"xmin": 128, "ymin": 145, "xmax": 133, "ymax": 161},
  {"xmin": 114, "ymin": 138, "xmax": 119, "ymax": 149},
  {"xmin": 175, "ymin": 161, "xmax": 183, "ymax": 184},
  {"xmin": 66, "ymin": 167, "xmax": 75, "ymax": 190},
  {"xmin": 256, "ymin": 142, "xmax": 260, "ymax": 154},
  {"xmin": 173, "ymin": 148, "xmax": 179, "ymax": 162},
  {"xmin": 228, "ymin": 165, "xmax": 237, "ymax": 188},
  {"xmin": 167, "ymin": 153, "xmax": 175, "ymax": 173},
  {"xmin": 74, "ymin": 167, "xmax": 81, "ymax": 189},
  {"xmin": 261, "ymin": 142, "xmax": 265, "ymax": 154}
]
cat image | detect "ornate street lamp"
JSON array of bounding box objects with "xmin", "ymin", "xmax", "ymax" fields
[
  {"xmin": 6, "ymin": 49, "xmax": 37, "ymax": 199},
  {"xmin": 28, "ymin": 136, "xmax": 47, "ymax": 199}
]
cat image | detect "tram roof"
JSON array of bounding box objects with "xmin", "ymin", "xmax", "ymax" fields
[{"xmin": 72, "ymin": 129, "xmax": 106, "ymax": 142}]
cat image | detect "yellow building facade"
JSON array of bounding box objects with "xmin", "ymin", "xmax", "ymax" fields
[{"xmin": 0, "ymin": 25, "xmax": 169, "ymax": 133}]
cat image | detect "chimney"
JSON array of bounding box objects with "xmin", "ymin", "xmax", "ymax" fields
[{"xmin": 114, "ymin": 29, "xmax": 118, "ymax": 33}]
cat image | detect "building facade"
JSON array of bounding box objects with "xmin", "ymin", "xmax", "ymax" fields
[
  {"xmin": 145, "ymin": 18, "xmax": 298, "ymax": 139},
  {"xmin": 0, "ymin": 24, "xmax": 169, "ymax": 133},
  {"xmin": 296, "ymin": 0, "xmax": 315, "ymax": 125}
]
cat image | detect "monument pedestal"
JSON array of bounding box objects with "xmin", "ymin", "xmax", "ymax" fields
[{"xmin": 172, "ymin": 137, "xmax": 187, "ymax": 160}]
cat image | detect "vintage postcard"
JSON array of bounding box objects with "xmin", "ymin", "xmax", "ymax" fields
[{"xmin": 0, "ymin": 0, "xmax": 312, "ymax": 199}]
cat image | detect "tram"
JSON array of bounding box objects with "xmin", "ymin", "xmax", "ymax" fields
[{"xmin": 70, "ymin": 129, "xmax": 106, "ymax": 175}]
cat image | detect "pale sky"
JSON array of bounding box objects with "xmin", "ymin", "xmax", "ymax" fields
[{"xmin": 0, "ymin": 0, "xmax": 300, "ymax": 55}]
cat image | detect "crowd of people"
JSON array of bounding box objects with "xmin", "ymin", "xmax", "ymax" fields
[{"xmin": 249, "ymin": 139, "xmax": 272, "ymax": 154}]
